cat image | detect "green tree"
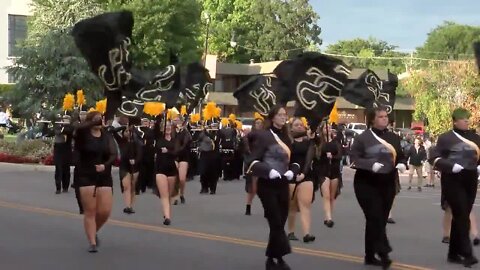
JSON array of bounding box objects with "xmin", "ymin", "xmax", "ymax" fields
[
  {"xmin": 325, "ymin": 37, "xmax": 407, "ymax": 74},
  {"xmin": 404, "ymin": 61, "xmax": 480, "ymax": 135},
  {"xmin": 115, "ymin": 0, "xmax": 203, "ymax": 68},
  {"xmin": 7, "ymin": 30, "xmax": 103, "ymax": 117},
  {"xmin": 8, "ymin": 0, "xmax": 105, "ymax": 117},
  {"xmin": 201, "ymin": 0, "xmax": 321, "ymax": 63},
  {"xmin": 416, "ymin": 22, "xmax": 480, "ymax": 60},
  {"xmin": 27, "ymin": 0, "xmax": 105, "ymax": 43}
]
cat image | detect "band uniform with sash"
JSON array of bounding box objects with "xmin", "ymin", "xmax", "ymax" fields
[
  {"xmin": 350, "ymin": 127, "xmax": 406, "ymax": 263},
  {"xmin": 245, "ymin": 127, "xmax": 301, "ymax": 259},
  {"xmin": 430, "ymin": 128, "xmax": 480, "ymax": 262}
]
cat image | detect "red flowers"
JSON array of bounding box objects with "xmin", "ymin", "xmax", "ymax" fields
[{"xmin": 0, "ymin": 152, "xmax": 40, "ymax": 164}]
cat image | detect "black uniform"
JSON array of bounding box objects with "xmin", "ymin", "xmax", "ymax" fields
[
  {"xmin": 430, "ymin": 129, "xmax": 480, "ymax": 262},
  {"xmin": 155, "ymin": 136, "xmax": 178, "ymax": 177},
  {"xmin": 136, "ymin": 126, "xmax": 155, "ymax": 192},
  {"xmin": 53, "ymin": 124, "xmax": 74, "ymax": 192},
  {"xmin": 245, "ymin": 127, "xmax": 300, "ymax": 260},
  {"xmin": 112, "ymin": 127, "xmax": 142, "ymax": 192},
  {"xmin": 350, "ymin": 128, "xmax": 406, "ymax": 262},
  {"xmin": 288, "ymin": 136, "xmax": 317, "ymax": 207},
  {"xmin": 198, "ymin": 129, "xmax": 220, "ymax": 193},
  {"xmin": 175, "ymin": 127, "xmax": 192, "ymax": 163},
  {"xmin": 218, "ymin": 127, "xmax": 237, "ymax": 181},
  {"xmin": 187, "ymin": 127, "xmax": 201, "ymax": 180},
  {"xmin": 314, "ymin": 140, "xmax": 343, "ymax": 197},
  {"xmin": 74, "ymin": 122, "xmax": 117, "ymax": 188}
]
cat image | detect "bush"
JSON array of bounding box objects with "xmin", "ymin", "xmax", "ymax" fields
[{"xmin": 0, "ymin": 139, "xmax": 53, "ymax": 164}]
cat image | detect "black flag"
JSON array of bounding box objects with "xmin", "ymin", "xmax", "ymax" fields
[
  {"xmin": 72, "ymin": 11, "xmax": 211, "ymax": 118},
  {"xmin": 233, "ymin": 75, "xmax": 280, "ymax": 116},
  {"xmin": 274, "ymin": 52, "xmax": 351, "ymax": 129},
  {"xmin": 178, "ymin": 62, "xmax": 213, "ymax": 114},
  {"xmin": 342, "ymin": 69, "xmax": 398, "ymax": 114}
]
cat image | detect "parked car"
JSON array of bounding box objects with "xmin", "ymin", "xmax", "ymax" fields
[{"xmin": 346, "ymin": 123, "xmax": 367, "ymax": 135}]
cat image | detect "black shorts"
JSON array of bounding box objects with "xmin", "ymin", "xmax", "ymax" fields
[
  {"xmin": 176, "ymin": 150, "xmax": 190, "ymax": 163},
  {"xmin": 156, "ymin": 161, "xmax": 178, "ymax": 177},
  {"xmin": 76, "ymin": 174, "xmax": 113, "ymax": 188}
]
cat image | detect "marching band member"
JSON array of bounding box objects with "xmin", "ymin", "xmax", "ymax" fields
[
  {"xmin": 137, "ymin": 118, "xmax": 155, "ymax": 194},
  {"xmin": 245, "ymin": 106, "xmax": 300, "ymax": 270},
  {"xmin": 53, "ymin": 115, "xmax": 74, "ymax": 194},
  {"xmin": 430, "ymin": 108, "xmax": 480, "ymax": 267},
  {"xmin": 315, "ymin": 122, "xmax": 343, "ymax": 228},
  {"xmin": 112, "ymin": 126, "xmax": 142, "ymax": 214},
  {"xmin": 350, "ymin": 106, "xmax": 407, "ymax": 268},
  {"xmin": 72, "ymin": 110, "xmax": 88, "ymax": 214},
  {"xmin": 172, "ymin": 115, "xmax": 192, "ymax": 205},
  {"xmin": 243, "ymin": 115, "xmax": 264, "ymax": 215},
  {"xmin": 75, "ymin": 111, "xmax": 117, "ymax": 253},
  {"xmin": 154, "ymin": 118, "xmax": 178, "ymax": 225},
  {"xmin": 219, "ymin": 119, "xmax": 238, "ymax": 181},
  {"xmin": 198, "ymin": 122, "xmax": 220, "ymax": 194},
  {"xmin": 286, "ymin": 117, "xmax": 316, "ymax": 243}
]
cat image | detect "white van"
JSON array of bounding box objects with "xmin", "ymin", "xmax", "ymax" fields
[{"xmin": 346, "ymin": 123, "xmax": 367, "ymax": 135}]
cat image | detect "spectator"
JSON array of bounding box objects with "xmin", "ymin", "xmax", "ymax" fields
[{"xmin": 406, "ymin": 137, "xmax": 427, "ymax": 191}]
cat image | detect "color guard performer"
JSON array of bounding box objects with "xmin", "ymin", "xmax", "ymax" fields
[{"xmin": 74, "ymin": 111, "xmax": 117, "ymax": 252}]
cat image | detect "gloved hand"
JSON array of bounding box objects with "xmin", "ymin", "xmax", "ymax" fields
[
  {"xmin": 268, "ymin": 169, "xmax": 281, "ymax": 180},
  {"xmin": 284, "ymin": 170, "xmax": 294, "ymax": 180},
  {"xmin": 452, "ymin": 163, "xmax": 464, "ymax": 174},
  {"xmin": 396, "ymin": 163, "xmax": 407, "ymax": 173},
  {"xmin": 476, "ymin": 165, "xmax": 480, "ymax": 175},
  {"xmin": 372, "ymin": 162, "xmax": 384, "ymax": 173}
]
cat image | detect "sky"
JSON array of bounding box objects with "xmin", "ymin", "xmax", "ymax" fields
[{"xmin": 311, "ymin": 0, "xmax": 480, "ymax": 51}]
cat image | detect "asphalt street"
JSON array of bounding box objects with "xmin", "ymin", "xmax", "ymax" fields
[{"xmin": 0, "ymin": 163, "xmax": 478, "ymax": 270}]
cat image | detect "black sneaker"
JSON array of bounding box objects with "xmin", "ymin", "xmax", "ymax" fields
[
  {"xmin": 173, "ymin": 200, "xmax": 178, "ymax": 205},
  {"xmin": 88, "ymin": 244, "xmax": 98, "ymax": 253},
  {"xmin": 303, "ymin": 234, "xmax": 316, "ymax": 243},
  {"xmin": 447, "ymin": 254, "xmax": 463, "ymax": 264},
  {"xmin": 180, "ymin": 196, "xmax": 186, "ymax": 204},
  {"xmin": 123, "ymin": 207, "xmax": 134, "ymax": 214},
  {"xmin": 387, "ymin": 218, "xmax": 396, "ymax": 224},
  {"xmin": 277, "ymin": 260, "xmax": 291, "ymax": 270},
  {"xmin": 474, "ymin": 237, "xmax": 480, "ymax": 246},
  {"xmin": 364, "ymin": 256, "xmax": 382, "ymax": 266},
  {"xmin": 407, "ymin": 186, "xmax": 412, "ymax": 190},
  {"xmin": 287, "ymin": 232, "xmax": 298, "ymax": 241},
  {"xmin": 163, "ymin": 218, "xmax": 171, "ymax": 226},
  {"xmin": 55, "ymin": 190, "xmax": 61, "ymax": 194},
  {"xmin": 442, "ymin": 236, "xmax": 450, "ymax": 244},
  {"xmin": 324, "ymin": 220, "xmax": 334, "ymax": 228}
]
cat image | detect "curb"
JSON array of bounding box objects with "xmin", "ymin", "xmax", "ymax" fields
[{"xmin": 0, "ymin": 162, "xmax": 55, "ymax": 172}]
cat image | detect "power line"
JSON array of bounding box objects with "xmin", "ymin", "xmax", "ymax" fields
[{"xmin": 232, "ymin": 43, "xmax": 475, "ymax": 63}]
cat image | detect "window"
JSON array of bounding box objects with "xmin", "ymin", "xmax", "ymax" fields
[
  {"xmin": 8, "ymin": 15, "xmax": 28, "ymax": 57},
  {"xmin": 8, "ymin": 72, "xmax": 17, "ymax": 84}
]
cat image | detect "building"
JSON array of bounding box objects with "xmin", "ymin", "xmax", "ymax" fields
[
  {"xmin": 0, "ymin": 0, "xmax": 31, "ymax": 84},
  {"xmin": 204, "ymin": 55, "xmax": 415, "ymax": 128}
]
